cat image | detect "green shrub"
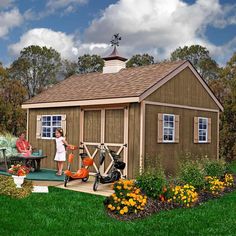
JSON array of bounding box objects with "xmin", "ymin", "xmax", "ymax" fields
[
  {"xmin": 203, "ymin": 159, "xmax": 227, "ymax": 178},
  {"xmin": 0, "ymin": 175, "xmax": 33, "ymax": 198},
  {"xmin": 178, "ymin": 160, "xmax": 205, "ymax": 190},
  {"xmin": 136, "ymin": 169, "xmax": 167, "ymax": 198}
]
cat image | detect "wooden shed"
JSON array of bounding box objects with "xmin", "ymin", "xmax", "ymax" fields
[{"xmin": 22, "ymin": 49, "xmax": 223, "ymax": 178}]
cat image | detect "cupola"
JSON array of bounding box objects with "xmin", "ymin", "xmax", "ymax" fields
[{"xmin": 102, "ymin": 34, "xmax": 127, "ymax": 74}]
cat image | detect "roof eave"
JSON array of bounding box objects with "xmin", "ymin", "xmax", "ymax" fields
[{"xmin": 22, "ymin": 97, "xmax": 140, "ymax": 109}]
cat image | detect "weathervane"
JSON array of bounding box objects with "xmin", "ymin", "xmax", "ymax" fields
[{"xmin": 110, "ymin": 33, "xmax": 122, "ymax": 47}]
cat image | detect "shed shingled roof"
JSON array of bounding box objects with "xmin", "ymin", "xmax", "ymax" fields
[{"xmin": 24, "ymin": 60, "xmax": 186, "ymax": 104}]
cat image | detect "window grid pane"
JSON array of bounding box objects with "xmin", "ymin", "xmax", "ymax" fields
[
  {"xmin": 163, "ymin": 114, "xmax": 175, "ymax": 142},
  {"xmin": 198, "ymin": 118, "xmax": 208, "ymax": 142},
  {"xmin": 41, "ymin": 115, "xmax": 62, "ymax": 138}
]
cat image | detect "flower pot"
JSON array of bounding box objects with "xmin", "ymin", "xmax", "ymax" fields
[{"xmin": 12, "ymin": 175, "xmax": 26, "ymax": 188}]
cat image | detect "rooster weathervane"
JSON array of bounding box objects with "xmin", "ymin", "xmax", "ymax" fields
[{"xmin": 110, "ymin": 33, "xmax": 122, "ymax": 47}]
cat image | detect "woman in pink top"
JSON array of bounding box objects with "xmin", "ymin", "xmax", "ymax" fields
[{"xmin": 16, "ymin": 131, "xmax": 32, "ymax": 155}]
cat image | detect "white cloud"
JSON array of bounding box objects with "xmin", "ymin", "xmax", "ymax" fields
[
  {"xmin": 6, "ymin": 0, "xmax": 236, "ymax": 65},
  {"xmin": 84, "ymin": 0, "xmax": 236, "ymax": 63},
  {"xmin": 8, "ymin": 27, "xmax": 111, "ymax": 61},
  {"xmin": 0, "ymin": 8, "xmax": 23, "ymax": 38},
  {"xmin": 45, "ymin": 0, "xmax": 88, "ymax": 15},
  {"xmin": 8, "ymin": 28, "xmax": 79, "ymax": 60}
]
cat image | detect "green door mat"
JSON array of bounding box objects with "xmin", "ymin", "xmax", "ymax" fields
[{"xmin": 0, "ymin": 169, "xmax": 64, "ymax": 181}]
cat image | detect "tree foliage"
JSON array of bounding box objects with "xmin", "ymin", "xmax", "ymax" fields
[
  {"xmin": 170, "ymin": 45, "xmax": 219, "ymax": 82},
  {"xmin": 218, "ymin": 52, "xmax": 236, "ymax": 161},
  {"xmin": 77, "ymin": 54, "xmax": 104, "ymax": 74},
  {"xmin": 0, "ymin": 65, "xmax": 27, "ymax": 135},
  {"xmin": 9, "ymin": 45, "xmax": 61, "ymax": 99},
  {"xmin": 126, "ymin": 53, "xmax": 154, "ymax": 68},
  {"xmin": 61, "ymin": 59, "xmax": 78, "ymax": 78}
]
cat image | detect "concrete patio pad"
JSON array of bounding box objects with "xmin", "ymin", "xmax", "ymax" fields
[{"xmin": 56, "ymin": 177, "xmax": 114, "ymax": 197}]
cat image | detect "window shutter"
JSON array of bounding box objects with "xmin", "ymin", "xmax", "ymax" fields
[
  {"xmin": 175, "ymin": 115, "xmax": 180, "ymax": 143},
  {"xmin": 194, "ymin": 117, "xmax": 199, "ymax": 143},
  {"xmin": 207, "ymin": 118, "xmax": 211, "ymax": 143},
  {"xmin": 157, "ymin": 114, "xmax": 163, "ymax": 143},
  {"xmin": 36, "ymin": 115, "xmax": 42, "ymax": 139},
  {"xmin": 61, "ymin": 115, "xmax": 67, "ymax": 136}
]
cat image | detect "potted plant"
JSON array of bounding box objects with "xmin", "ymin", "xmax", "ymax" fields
[{"xmin": 8, "ymin": 164, "xmax": 30, "ymax": 188}]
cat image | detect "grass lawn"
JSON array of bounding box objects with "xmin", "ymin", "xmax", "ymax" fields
[{"xmin": 0, "ymin": 187, "xmax": 236, "ymax": 236}]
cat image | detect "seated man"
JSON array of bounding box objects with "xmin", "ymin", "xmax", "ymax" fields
[{"xmin": 16, "ymin": 131, "xmax": 32, "ymax": 155}]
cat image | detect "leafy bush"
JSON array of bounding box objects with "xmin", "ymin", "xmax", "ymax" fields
[
  {"xmin": 203, "ymin": 159, "xmax": 227, "ymax": 178},
  {"xmin": 0, "ymin": 175, "xmax": 33, "ymax": 198},
  {"xmin": 168, "ymin": 184, "xmax": 198, "ymax": 207},
  {"xmin": 105, "ymin": 179, "xmax": 147, "ymax": 215},
  {"xmin": 178, "ymin": 160, "xmax": 205, "ymax": 190},
  {"xmin": 136, "ymin": 169, "xmax": 167, "ymax": 198}
]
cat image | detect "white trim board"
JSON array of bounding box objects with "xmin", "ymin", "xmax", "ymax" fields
[
  {"xmin": 139, "ymin": 101, "xmax": 146, "ymax": 173},
  {"xmin": 22, "ymin": 97, "xmax": 139, "ymax": 109},
  {"xmin": 144, "ymin": 101, "xmax": 219, "ymax": 113}
]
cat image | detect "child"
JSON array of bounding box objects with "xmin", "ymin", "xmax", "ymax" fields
[{"xmin": 54, "ymin": 128, "xmax": 68, "ymax": 176}]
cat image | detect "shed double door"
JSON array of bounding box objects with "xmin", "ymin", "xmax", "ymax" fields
[{"xmin": 80, "ymin": 107, "xmax": 128, "ymax": 176}]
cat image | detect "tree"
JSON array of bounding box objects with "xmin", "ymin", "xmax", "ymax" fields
[
  {"xmin": 0, "ymin": 65, "xmax": 27, "ymax": 135},
  {"xmin": 0, "ymin": 62, "xmax": 7, "ymax": 80},
  {"xmin": 9, "ymin": 45, "xmax": 61, "ymax": 99},
  {"xmin": 170, "ymin": 45, "xmax": 219, "ymax": 82},
  {"xmin": 60, "ymin": 59, "xmax": 78, "ymax": 78},
  {"xmin": 126, "ymin": 54, "xmax": 154, "ymax": 68},
  {"xmin": 77, "ymin": 54, "xmax": 104, "ymax": 74},
  {"xmin": 218, "ymin": 52, "xmax": 236, "ymax": 161}
]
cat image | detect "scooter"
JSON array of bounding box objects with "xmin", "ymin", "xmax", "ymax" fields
[
  {"xmin": 64, "ymin": 145, "xmax": 93, "ymax": 187},
  {"xmin": 93, "ymin": 144, "xmax": 126, "ymax": 191}
]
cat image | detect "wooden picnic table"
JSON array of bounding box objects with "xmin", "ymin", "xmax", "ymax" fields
[{"xmin": 0, "ymin": 148, "xmax": 47, "ymax": 172}]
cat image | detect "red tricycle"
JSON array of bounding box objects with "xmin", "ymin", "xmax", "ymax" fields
[{"xmin": 64, "ymin": 145, "xmax": 93, "ymax": 187}]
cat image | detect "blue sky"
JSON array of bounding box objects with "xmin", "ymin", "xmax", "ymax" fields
[{"xmin": 0, "ymin": 0, "xmax": 236, "ymax": 66}]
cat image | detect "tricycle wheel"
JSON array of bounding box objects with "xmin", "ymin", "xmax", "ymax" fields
[
  {"xmin": 64, "ymin": 176, "xmax": 70, "ymax": 187},
  {"xmin": 82, "ymin": 176, "xmax": 89, "ymax": 182},
  {"xmin": 93, "ymin": 176, "xmax": 99, "ymax": 191}
]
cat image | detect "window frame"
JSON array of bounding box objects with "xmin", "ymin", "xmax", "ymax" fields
[
  {"xmin": 198, "ymin": 117, "xmax": 208, "ymax": 143},
  {"xmin": 162, "ymin": 114, "xmax": 175, "ymax": 143},
  {"xmin": 41, "ymin": 114, "xmax": 63, "ymax": 139}
]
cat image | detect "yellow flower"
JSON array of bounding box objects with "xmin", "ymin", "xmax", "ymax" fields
[
  {"xmin": 108, "ymin": 204, "xmax": 112, "ymax": 209},
  {"xmin": 123, "ymin": 206, "xmax": 128, "ymax": 213},
  {"xmin": 120, "ymin": 210, "xmax": 124, "ymax": 215}
]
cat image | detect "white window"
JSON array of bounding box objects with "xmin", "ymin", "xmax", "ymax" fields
[
  {"xmin": 41, "ymin": 115, "xmax": 62, "ymax": 139},
  {"xmin": 163, "ymin": 114, "xmax": 175, "ymax": 142},
  {"xmin": 198, "ymin": 117, "xmax": 208, "ymax": 143}
]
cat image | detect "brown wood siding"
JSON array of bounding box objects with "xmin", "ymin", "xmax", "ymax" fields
[
  {"xmin": 28, "ymin": 107, "xmax": 80, "ymax": 170},
  {"xmin": 128, "ymin": 103, "xmax": 140, "ymax": 178},
  {"xmin": 146, "ymin": 67, "xmax": 219, "ymax": 110},
  {"xmin": 105, "ymin": 109, "xmax": 124, "ymax": 144},
  {"xmin": 84, "ymin": 110, "xmax": 101, "ymax": 143},
  {"xmin": 104, "ymin": 109, "xmax": 125, "ymax": 172},
  {"xmin": 144, "ymin": 104, "xmax": 218, "ymax": 175}
]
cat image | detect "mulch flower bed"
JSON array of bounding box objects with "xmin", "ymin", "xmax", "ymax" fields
[
  {"xmin": 0, "ymin": 175, "xmax": 33, "ymax": 199},
  {"xmin": 105, "ymin": 175, "xmax": 236, "ymax": 221}
]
